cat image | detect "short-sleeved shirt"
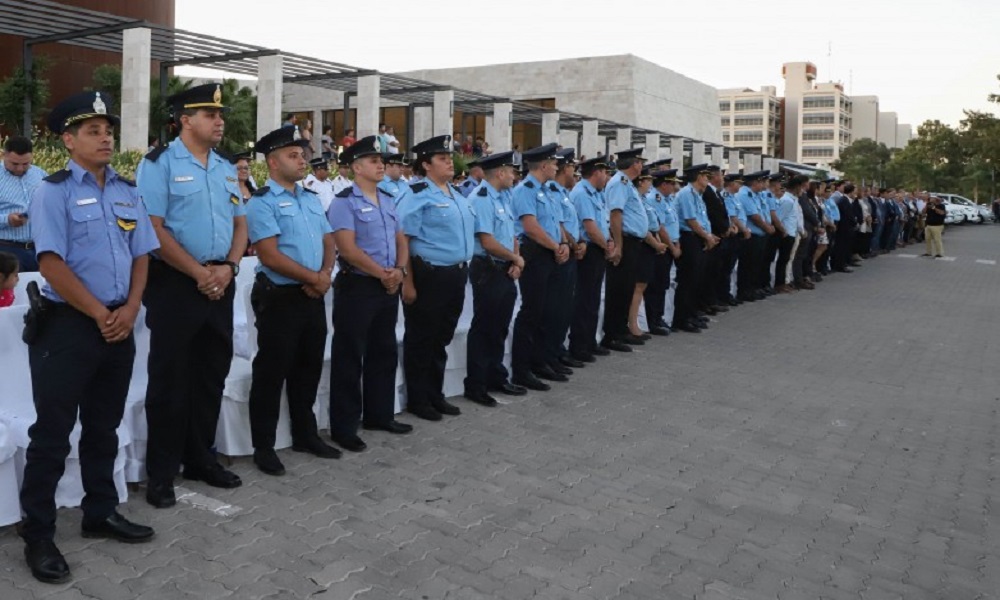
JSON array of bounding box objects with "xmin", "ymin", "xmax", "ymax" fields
[
  {"xmin": 736, "ymin": 186, "xmax": 763, "ymax": 236},
  {"xmin": 604, "ymin": 171, "xmax": 648, "ymax": 238},
  {"xmin": 31, "ymin": 160, "xmax": 159, "ymax": 305},
  {"xmin": 776, "ymin": 192, "xmax": 800, "ymax": 238},
  {"xmin": 399, "ymin": 179, "xmax": 475, "ymax": 266},
  {"xmin": 662, "ymin": 194, "xmax": 681, "ymax": 241},
  {"xmin": 302, "ymin": 174, "xmax": 336, "ymax": 211},
  {"xmin": 328, "ymin": 183, "xmax": 400, "ymax": 275},
  {"xmin": 642, "ymin": 190, "xmax": 662, "ymax": 234},
  {"xmin": 647, "ymin": 190, "xmax": 671, "ymax": 235},
  {"xmin": 511, "ymin": 173, "xmax": 561, "ymax": 244},
  {"xmin": 570, "ymin": 179, "xmax": 609, "ymax": 243},
  {"xmin": 246, "ymin": 178, "xmax": 332, "ymax": 285},
  {"xmin": 470, "ymin": 180, "xmax": 516, "ymax": 257},
  {"xmin": 759, "ymin": 191, "xmax": 774, "ymax": 225},
  {"xmin": 378, "ymin": 175, "xmax": 409, "ymax": 207},
  {"xmin": 137, "ymin": 139, "xmax": 244, "ymax": 263},
  {"xmin": 676, "ymin": 184, "xmax": 710, "ymax": 233},
  {"xmin": 458, "ymin": 177, "xmax": 481, "ymax": 198},
  {"xmin": 548, "ymin": 181, "xmax": 580, "ymax": 242},
  {"xmin": 0, "ymin": 163, "xmax": 47, "ymax": 243}
]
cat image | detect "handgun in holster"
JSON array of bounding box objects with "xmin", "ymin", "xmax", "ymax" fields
[{"xmin": 22, "ymin": 281, "xmax": 46, "ymax": 345}]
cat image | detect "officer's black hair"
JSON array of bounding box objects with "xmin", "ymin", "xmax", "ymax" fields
[
  {"xmin": 616, "ymin": 157, "xmax": 639, "ymax": 171},
  {"xmin": 0, "ymin": 250, "xmax": 18, "ymax": 279},
  {"xmin": 844, "ymin": 184, "xmax": 856, "ymax": 194},
  {"xmin": 4, "ymin": 136, "xmax": 32, "ymax": 155}
]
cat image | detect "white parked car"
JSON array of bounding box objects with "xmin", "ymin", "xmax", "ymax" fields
[{"xmin": 933, "ymin": 193, "xmax": 992, "ymax": 224}]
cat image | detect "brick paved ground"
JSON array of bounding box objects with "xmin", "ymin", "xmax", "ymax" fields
[{"xmin": 1, "ymin": 225, "xmax": 998, "ymax": 599}]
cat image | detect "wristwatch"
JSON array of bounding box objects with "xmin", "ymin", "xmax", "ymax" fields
[
  {"xmin": 396, "ymin": 265, "xmax": 408, "ymax": 277},
  {"xmin": 223, "ymin": 260, "xmax": 240, "ymax": 276}
]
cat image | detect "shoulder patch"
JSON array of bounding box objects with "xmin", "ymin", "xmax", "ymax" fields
[
  {"xmin": 214, "ymin": 148, "xmax": 234, "ymax": 163},
  {"xmin": 335, "ymin": 187, "xmax": 354, "ymax": 198},
  {"xmin": 302, "ymin": 186, "xmax": 317, "ymax": 194},
  {"xmin": 410, "ymin": 181, "xmax": 429, "ymax": 194},
  {"xmin": 586, "ymin": 187, "xmax": 595, "ymax": 196},
  {"xmin": 118, "ymin": 177, "xmax": 136, "ymax": 187},
  {"xmin": 620, "ymin": 175, "xmax": 627, "ymax": 183},
  {"xmin": 43, "ymin": 169, "xmax": 72, "ymax": 183},
  {"xmin": 476, "ymin": 186, "xmax": 488, "ymax": 197},
  {"xmin": 548, "ymin": 183, "xmax": 559, "ymax": 192},
  {"xmin": 252, "ymin": 186, "xmax": 271, "ymax": 197},
  {"xmin": 524, "ymin": 180, "xmax": 535, "ymax": 189},
  {"xmin": 144, "ymin": 145, "xmax": 168, "ymax": 163}
]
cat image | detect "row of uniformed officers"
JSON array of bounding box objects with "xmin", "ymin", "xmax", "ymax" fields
[{"xmin": 14, "ymin": 83, "xmax": 823, "ymax": 584}]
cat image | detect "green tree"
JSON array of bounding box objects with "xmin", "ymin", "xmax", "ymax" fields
[
  {"xmin": 216, "ymin": 78, "xmax": 257, "ymax": 155},
  {"xmin": 0, "ymin": 56, "xmax": 53, "ymax": 135},
  {"xmin": 89, "ymin": 64, "xmax": 123, "ymax": 116},
  {"xmin": 832, "ymin": 138, "xmax": 892, "ymax": 185}
]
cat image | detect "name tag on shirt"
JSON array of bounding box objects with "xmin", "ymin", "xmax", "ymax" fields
[
  {"xmin": 360, "ymin": 207, "xmax": 374, "ymax": 213},
  {"xmin": 278, "ymin": 202, "xmax": 293, "ymax": 208},
  {"xmin": 497, "ymin": 208, "xmax": 505, "ymax": 214},
  {"xmin": 434, "ymin": 203, "xmax": 450, "ymax": 208},
  {"xmin": 76, "ymin": 198, "xmax": 97, "ymax": 206},
  {"xmin": 174, "ymin": 176, "xmax": 194, "ymax": 182}
]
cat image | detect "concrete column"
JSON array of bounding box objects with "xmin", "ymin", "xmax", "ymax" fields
[
  {"xmin": 612, "ymin": 128, "xmax": 632, "ymax": 156},
  {"xmin": 256, "ymin": 54, "xmax": 283, "ymax": 143},
  {"xmin": 669, "ymin": 137, "xmax": 685, "ymax": 168},
  {"xmin": 412, "ymin": 106, "xmax": 432, "ymax": 146},
  {"xmin": 728, "ymin": 150, "xmax": 741, "ymax": 173},
  {"xmin": 763, "ymin": 157, "xmax": 779, "ymax": 174},
  {"xmin": 432, "ymin": 90, "xmax": 454, "ymax": 137},
  {"xmin": 356, "ymin": 74, "xmax": 380, "ymax": 138},
  {"xmin": 120, "ymin": 27, "xmax": 151, "ymax": 152},
  {"xmin": 581, "ymin": 120, "xmax": 599, "ymax": 158},
  {"xmin": 745, "ymin": 153, "xmax": 760, "ymax": 173},
  {"xmin": 311, "ymin": 108, "xmax": 323, "ymax": 157},
  {"xmin": 691, "ymin": 142, "xmax": 706, "ymax": 166},
  {"xmin": 558, "ymin": 130, "xmax": 578, "ymax": 154},
  {"xmin": 711, "ymin": 145, "xmax": 724, "ymax": 167},
  {"xmin": 644, "ymin": 133, "xmax": 660, "ymax": 161},
  {"xmin": 541, "ymin": 112, "xmax": 560, "ymax": 145},
  {"xmin": 490, "ymin": 102, "xmax": 513, "ymax": 152}
]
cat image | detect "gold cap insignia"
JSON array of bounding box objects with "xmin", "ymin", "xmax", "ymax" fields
[
  {"xmin": 93, "ymin": 92, "xmax": 107, "ymax": 115},
  {"xmin": 213, "ymin": 85, "xmax": 222, "ymax": 104}
]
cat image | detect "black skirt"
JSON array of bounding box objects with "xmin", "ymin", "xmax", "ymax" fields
[{"xmin": 635, "ymin": 239, "xmax": 656, "ymax": 284}]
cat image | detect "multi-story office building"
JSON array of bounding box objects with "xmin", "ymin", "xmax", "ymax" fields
[{"xmin": 717, "ymin": 86, "xmax": 782, "ymax": 156}]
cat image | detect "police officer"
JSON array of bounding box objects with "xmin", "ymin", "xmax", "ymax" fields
[
  {"xmin": 331, "ymin": 155, "xmax": 353, "ymax": 195},
  {"xmin": 736, "ymin": 171, "xmax": 773, "ymax": 302},
  {"xmin": 379, "ymin": 153, "xmax": 410, "ymax": 206},
  {"xmin": 643, "ymin": 169, "xmax": 681, "ymax": 335},
  {"xmin": 719, "ymin": 173, "xmax": 748, "ymax": 306},
  {"xmin": 509, "ymin": 143, "xmax": 566, "ymax": 390},
  {"xmin": 602, "ymin": 148, "xmax": 648, "ymax": 351},
  {"xmin": 328, "ymin": 136, "xmax": 414, "ymax": 449},
  {"xmin": 303, "ymin": 157, "xmax": 337, "ymax": 211},
  {"xmin": 568, "ymin": 157, "xmax": 611, "ymax": 362},
  {"xmin": 673, "ymin": 164, "xmax": 717, "ymax": 333},
  {"xmin": 244, "ymin": 127, "xmax": 341, "ymax": 475},
  {"xmin": 463, "ymin": 151, "xmax": 525, "ymax": 406},
  {"xmin": 399, "ymin": 135, "xmax": 475, "ymax": 420},
  {"xmin": 632, "ymin": 168, "xmax": 667, "ymax": 337},
  {"xmin": 139, "ymin": 83, "xmax": 247, "ymax": 508},
  {"xmin": 458, "ymin": 160, "xmax": 484, "ymax": 197},
  {"xmin": 20, "ymin": 91, "xmax": 158, "ymax": 583},
  {"xmin": 761, "ymin": 173, "xmax": 787, "ymax": 293}
]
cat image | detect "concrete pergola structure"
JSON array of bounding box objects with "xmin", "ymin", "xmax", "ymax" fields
[{"xmin": 4, "ymin": 0, "xmax": 754, "ymax": 172}]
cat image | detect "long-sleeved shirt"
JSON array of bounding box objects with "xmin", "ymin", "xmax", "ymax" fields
[{"xmin": 0, "ymin": 163, "xmax": 47, "ymax": 242}]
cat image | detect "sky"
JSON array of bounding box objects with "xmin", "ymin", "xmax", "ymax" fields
[{"xmin": 175, "ymin": 0, "xmax": 1000, "ymax": 129}]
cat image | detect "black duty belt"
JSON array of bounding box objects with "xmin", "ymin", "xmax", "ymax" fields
[{"xmin": 0, "ymin": 239, "xmax": 33, "ymax": 250}]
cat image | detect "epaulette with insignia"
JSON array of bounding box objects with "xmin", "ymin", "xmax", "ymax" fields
[
  {"xmin": 524, "ymin": 180, "xmax": 535, "ymax": 189},
  {"xmin": 214, "ymin": 148, "xmax": 234, "ymax": 163},
  {"xmin": 144, "ymin": 145, "xmax": 168, "ymax": 162},
  {"xmin": 476, "ymin": 187, "xmax": 488, "ymax": 197},
  {"xmin": 335, "ymin": 187, "xmax": 353, "ymax": 198},
  {"xmin": 119, "ymin": 177, "xmax": 136, "ymax": 187},
  {"xmin": 43, "ymin": 169, "xmax": 72, "ymax": 183},
  {"xmin": 302, "ymin": 186, "xmax": 317, "ymax": 194},
  {"xmin": 620, "ymin": 175, "xmax": 627, "ymax": 183},
  {"xmin": 586, "ymin": 187, "xmax": 594, "ymax": 196},
  {"xmin": 548, "ymin": 183, "xmax": 558, "ymax": 192},
  {"xmin": 252, "ymin": 186, "xmax": 271, "ymax": 197},
  {"xmin": 410, "ymin": 181, "xmax": 429, "ymax": 193}
]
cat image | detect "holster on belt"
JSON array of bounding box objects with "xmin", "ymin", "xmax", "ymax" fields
[{"xmin": 22, "ymin": 281, "xmax": 46, "ymax": 345}]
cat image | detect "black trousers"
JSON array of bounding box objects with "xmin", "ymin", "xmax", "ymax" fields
[
  {"xmin": 716, "ymin": 236, "xmax": 740, "ymax": 302},
  {"xmin": 792, "ymin": 234, "xmax": 813, "ymax": 283},
  {"xmin": 832, "ymin": 231, "xmax": 854, "ymax": 270},
  {"xmin": 737, "ymin": 234, "xmax": 765, "ymax": 297},
  {"xmin": 20, "ymin": 306, "xmax": 134, "ymax": 542},
  {"xmin": 512, "ymin": 243, "xmax": 556, "ymax": 378},
  {"xmin": 602, "ymin": 235, "xmax": 641, "ymax": 340},
  {"xmin": 402, "ymin": 258, "xmax": 467, "ymax": 410},
  {"xmin": 761, "ymin": 233, "xmax": 780, "ymax": 288},
  {"xmin": 698, "ymin": 239, "xmax": 722, "ymax": 309},
  {"xmin": 465, "ymin": 257, "xmax": 516, "ymax": 393},
  {"xmin": 674, "ymin": 232, "xmax": 706, "ymax": 325},
  {"xmin": 330, "ymin": 273, "xmax": 399, "ymax": 436},
  {"xmin": 774, "ymin": 236, "xmax": 796, "ymax": 286},
  {"xmin": 542, "ymin": 258, "xmax": 576, "ymax": 365},
  {"xmin": 144, "ymin": 262, "xmax": 234, "ymax": 483},
  {"xmin": 248, "ymin": 281, "xmax": 325, "ymax": 450},
  {"xmin": 643, "ymin": 251, "xmax": 673, "ymax": 327},
  {"xmin": 569, "ymin": 243, "xmax": 606, "ymax": 355}
]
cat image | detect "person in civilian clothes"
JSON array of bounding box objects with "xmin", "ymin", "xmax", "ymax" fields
[
  {"xmin": 398, "ymin": 135, "xmax": 475, "ymax": 420},
  {"xmin": 244, "ymin": 127, "xmax": 341, "ymax": 474},
  {"xmin": 701, "ymin": 165, "xmax": 733, "ymax": 315},
  {"xmin": 20, "ymin": 91, "xmax": 158, "ymax": 583},
  {"xmin": 328, "ymin": 136, "xmax": 414, "ymax": 450},
  {"xmin": 568, "ymin": 157, "xmax": 612, "ymax": 362}
]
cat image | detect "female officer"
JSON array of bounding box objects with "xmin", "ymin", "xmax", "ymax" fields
[{"xmin": 398, "ymin": 135, "xmax": 475, "ymax": 421}]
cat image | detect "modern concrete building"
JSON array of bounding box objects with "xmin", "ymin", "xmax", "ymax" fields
[
  {"xmin": 878, "ymin": 111, "xmax": 898, "ymax": 148},
  {"xmin": 851, "ymin": 95, "xmax": 879, "ymax": 143},
  {"xmin": 895, "ymin": 123, "xmax": 913, "ymax": 147},
  {"xmin": 717, "ymin": 86, "xmax": 782, "ymax": 156},
  {"xmin": 782, "ymin": 62, "xmax": 853, "ymax": 167}
]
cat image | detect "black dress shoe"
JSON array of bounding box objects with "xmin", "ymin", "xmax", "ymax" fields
[
  {"xmin": 694, "ymin": 319, "xmax": 709, "ymax": 329},
  {"xmin": 559, "ymin": 355, "xmax": 586, "ymax": 368},
  {"xmin": 330, "ymin": 433, "xmax": 367, "ymax": 453},
  {"xmin": 293, "ymin": 436, "xmax": 343, "ymax": 458},
  {"xmin": 407, "ymin": 404, "xmax": 443, "ymax": 421},
  {"xmin": 590, "ymin": 346, "xmax": 611, "ymax": 356},
  {"xmin": 754, "ymin": 290, "xmax": 768, "ymax": 300},
  {"xmin": 622, "ymin": 334, "xmax": 646, "ymax": 345},
  {"xmin": 182, "ymin": 463, "xmax": 242, "ymax": 489},
  {"xmin": 672, "ymin": 321, "xmax": 701, "ymax": 333},
  {"xmin": 763, "ymin": 287, "xmax": 775, "ymax": 296},
  {"xmin": 362, "ymin": 420, "xmax": 414, "ymax": 434},
  {"xmin": 24, "ymin": 540, "xmax": 70, "ymax": 584},
  {"xmin": 512, "ymin": 374, "xmax": 551, "ymax": 391},
  {"xmin": 253, "ymin": 448, "xmax": 286, "ymax": 475},
  {"xmin": 145, "ymin": 480, "xmax": 176, "ymax": 509},
  {"xmin": 463, "ymin": 389, "xmax": 498, "ymax": 407},
  {"xmin": 432, "ymin": 398, "xmax": 461, "ymax": 416},
  {"xmin": 599, "ymin": 338, "xmax": 632, "ymax": 352},
  {"xmin": 712, "ymin": 305, "xmax": 730, "ymax": 313},
  {"xmin": 532, "ymin": 366, "xmax": 569, "ymax": 382},
  {"xmin": 737, "ymin": 294, "xmax": 756, "ymax": 302},
  {"xmin": 703, "ymin": 306, "xmax": 718, "ymax": 316},
  {"xmin": 81, "ymin": 512, "xmax": 155, "ymax": 544},
  {"xmin": 694, "ymin": 315, "xmax": 709, "ymax": 324},
  {"xmin": 489, "ymin": 382, "xmax": 528, "ymax": 396},
  {"xmin": 570, "ymin": 351, "xmax": 597, "ymax": 363},
  {"xmin": 649, "ymin": 326, "xmax": 670, "ymax": 336},
  {"xmin": 550, "ymin": 363, "xmax": 574, "ymax": 376},
  {"xmin": 836, "ymin": 267, "xmax": 854, "ymax": 273}
]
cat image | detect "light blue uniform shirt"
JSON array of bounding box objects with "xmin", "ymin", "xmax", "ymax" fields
[
  {"xmin": 605, "ymin": 171, "xmax": 648, "ymax": 238},
  {"xmin": 647, "ymin": 190, "xmax": 671, "ymax": 235},
  {"xmin": 663, "ymin": 194, "xmax": 681, "ymax": 241},
  {"xmin": 399, "ymin": 179, "xmax": 474, "ymax": 266},
  {"xmin": 0, "ymin": 164, "xmax": 47, "ymax": 242},
  {"xmin": 824, "ymin": 196, "xmax": 841, "ymax": 222},
  {"xmin": 458, "ymin": 177, "xmax": 481, "ymax": 198},
  {"xmin": 777, "ymin": 192, "xmax": 800, "ymax": 238},
  {"xmin": 137, "ymin": 139, "xmax": 245, "ymax": 263},
  {"xmin": 511, "ymin": 174, "xmax": 561, "ymax": 244},
  {"xmin": 548, "ymin": 181, "xmax": 580, "ymax": 242},
  {"xmin": 759, "ymin": 191, "xmax": 774, "ymax": 225},
  {"xmin": 737, "ymin": 186, "xmax": 763, "ymax": 236},
  {"xmin": 246, "ymin": 179, "xmax": 331, "ymax": 285},
  {"xmin": 379, "ymin": 175, "xmax": 409, "ymax": 207},
  {"xmin": 31, "ymin": 160, "xmax": 159, "ymax": 305},
  {"xmin": 328, "ymin": 183, "xmax": 400, "ymax": 276},
  {"xmin": 676, "ymin": 184, "xmax": 710, "ymax": 233},
  {"xmin": 570, "ymin": 179, "xmax": 608, "ymax": 244},
  {"xmin": 642, "ymin": 190, "xmax": 662, "ymax": 234},
  {"xmin": 470, "ymin": 180, "xmax": 516, "ymax": 257}
]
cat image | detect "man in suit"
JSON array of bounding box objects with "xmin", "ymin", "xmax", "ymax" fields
[
  {"xmin": 699, "ymin": 165, "xmax": 732, "ymax": 315},
  {"xmin": 832, "ymin": 183, "xmax": 857, "ymax": 273}
]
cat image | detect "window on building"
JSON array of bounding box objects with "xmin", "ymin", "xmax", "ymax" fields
[
  {"xmin": 719, "ymin": 101, "xmax": 731, "ymax": 112},
  {"xmin": 721, "ymin": 117, "xmax": 730, "ymax": 127},
  {"xmin": 802, "ymin": 146, "xmax": 835, "ymax": 158},
  {"xmin": 734, "ymin": 131, "xmax": 763, "ymax": 142},
  {"xmin": 734, "ymin": 100, "xmax": 764, "ymax": 111},
  {"xmin": 722, "ymin": 132, "xmax": 730, "ymax": 142},
  {"xmin": 734, "ymin": 116, "xmax": 764, "ymax": 127},
  {"xmin": 802, "ymin": 113, "xmax": 835, "ymax": 125},
  {"xmin": 802, "ymin": 129, "xmax": 835, "ymax": 141},
  {"xmin": 803, "ymin": 96, "xmax": 836, "ymax": 109}
]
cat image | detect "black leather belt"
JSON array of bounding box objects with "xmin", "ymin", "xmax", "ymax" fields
[{"xmin": 0, "ymin": 239, "xmax": 33, "ymax": 250}]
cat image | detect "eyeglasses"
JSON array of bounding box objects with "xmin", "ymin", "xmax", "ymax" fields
[{"xmin": 236, "ymin": 166, "xmax": 249, "ymax": 172}]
